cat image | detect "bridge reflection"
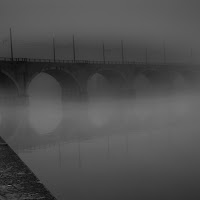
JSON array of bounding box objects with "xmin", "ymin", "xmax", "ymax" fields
[
  {"xmin": 1, "ymin": 59, "xmax": 200, "ymax": 152},
  {"xmin": 0, "ymin": 92, "xmax": 199, "ymax": 154},
  {"xmin": 28, "ymin": 73, "xmax": 63, "ymax": 134}
]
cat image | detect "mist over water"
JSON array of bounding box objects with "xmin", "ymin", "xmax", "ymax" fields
[{"xmin": 1, "ymin": 74, "xmax": 200, "ymax": 199}]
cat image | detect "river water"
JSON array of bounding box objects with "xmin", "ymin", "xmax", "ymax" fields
[{"xmin": 1, "ymin": 93, "xmax": 200, "ymax": 200}]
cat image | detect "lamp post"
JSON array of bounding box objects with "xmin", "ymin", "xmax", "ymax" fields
[
  {"xmin": 145, "ymin": 48, "xmax": 148, "ymax": 64},
  {"xmin": 102, "ymin": 42, "xmax": 105, "ymax": 63},
  {"xmin": 9, "ymin": 28, "xmax": 13, "ymax": 61},
  {"xmin": 121, "ymin": 40, "xmax": 124, "ymax": 63},
  {"xmin": 73, "ymin": 35, "xmax": 76, "ymax": 62},
  {"xmin": 53, "ymin": 36, "xmax": 56, "ymax": 62},
  {"xmin": 163, "ymin": 40, "xmax": 166, "ymax": 64}
]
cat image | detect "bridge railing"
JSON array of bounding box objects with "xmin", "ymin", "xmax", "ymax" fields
[
  {"xmin": 0, "ymin": 57, "xmax": 190, "ymax": 66},
  {"xmin": 0, "ymin": 57, "xmax": 140, "ymax": 64},
  {"xmin": 0, "ymin": 57, "xmax": 137, "ymax": 64}
]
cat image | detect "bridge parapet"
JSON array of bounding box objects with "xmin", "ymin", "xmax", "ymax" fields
[
  {"xmin": 0, "ymin": 57, "xmax": 137, "ymax": 64},
  {"xmin": 1, "ymin": 57, "xmax": 199, "ymax": 70}
]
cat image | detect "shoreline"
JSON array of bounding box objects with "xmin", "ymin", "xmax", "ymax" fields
[{"xmin": 0, "ymin": 136, "xmax": 57, "ymax": 200}]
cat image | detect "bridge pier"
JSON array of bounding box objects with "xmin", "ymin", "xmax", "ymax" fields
[
  {"xmin": 16, "ymin": 95, "xmax": 29, "ymax": 106},
  {"xmin": 79, "ymin": 89, "xmax": 89, "ymax": 102},
  {"xmin": 61, "ymin": 88, "xmax": 87, "ymax": 103},
  {"xmin": 120, "ymin": 87, "xmax": 136, "ymax": 99},
  {"xmin": 0, "ymin": 93, "xmax": 30, "ymax": 140}
]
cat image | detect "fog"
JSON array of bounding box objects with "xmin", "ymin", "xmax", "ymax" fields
[
  {"xmin": 21, "ymin": 71, "xmax": 198, "ymax": 135},
  {"xmin": 2, "ymin": 0, "xmax": 200, "ymax": 63},
  {"xmin": 25, "ymin": 93, "xmax": 200, "ymax": 137},
  {"xmin": 1, "ymin": 74, "xmax": 200, "ymax": 199},
  {"xmin": 2, "ymin": 0, "xmax": 200, "ymax": 198}
]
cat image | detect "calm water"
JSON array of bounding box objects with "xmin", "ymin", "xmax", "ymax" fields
[{"xmin": 2, "ymin": 94, "xmax": 200, "ymax": 200}]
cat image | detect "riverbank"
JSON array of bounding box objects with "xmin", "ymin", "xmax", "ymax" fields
[{"xmin": 0, "ymin": 136, "xmax": 57, "ymax": 200}]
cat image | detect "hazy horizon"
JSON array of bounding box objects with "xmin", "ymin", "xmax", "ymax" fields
[{"xmin": 1, "ymin": 0, "xmax": 200, "ymax": 63}]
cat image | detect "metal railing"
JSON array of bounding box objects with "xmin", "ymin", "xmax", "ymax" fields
[
  {"xmin": 0, "ymin": 57, "xmax": 137, "ymax": 64},
  {"xmin": 0, "ymin": 57, "xmax": 193, "ymax": 67}
]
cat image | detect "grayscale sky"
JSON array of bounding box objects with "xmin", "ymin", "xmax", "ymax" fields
[{"xmin": 1, "ymin": 0, "xmax": 200, "ymax": 62}]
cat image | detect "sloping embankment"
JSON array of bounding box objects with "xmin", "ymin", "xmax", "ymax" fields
[{"xmin": 0, "ymin": 136, "xmax": 57, "ymax": 200}]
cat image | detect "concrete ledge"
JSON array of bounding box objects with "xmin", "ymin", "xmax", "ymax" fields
[{"xmin": 0, "ymin": 136, "xmax": 57, "ymax": 200}]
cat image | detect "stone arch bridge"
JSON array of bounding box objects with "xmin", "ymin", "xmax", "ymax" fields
[{"xmin": 0, "ymin": 57, "xmax": 200, "ymax": 105}]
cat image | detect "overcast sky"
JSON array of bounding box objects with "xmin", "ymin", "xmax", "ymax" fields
[{"xmin": 1, "ymin": 0, "xmax": 200, "ymax": 62}]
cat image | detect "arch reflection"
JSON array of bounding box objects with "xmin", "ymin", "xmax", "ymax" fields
[
  {"xmin": 28, "ymin": 73, "xmax": 63, "ymax": 134},
  {"xmin": 87, "ymin": 73, "xmax": 118, "ymax": 127}
]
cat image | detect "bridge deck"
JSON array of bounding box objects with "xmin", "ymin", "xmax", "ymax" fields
[{"xmin": 0, "ymin": 57, "xmax": 187, "ymax": 66}]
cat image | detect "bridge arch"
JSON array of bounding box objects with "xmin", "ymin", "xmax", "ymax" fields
[
  {"xmin": 87, "ymin": 69, "xmax": 128, "ymax": 99},
  {"xmin": 28, "ymin": 69, "xmax": 82, "ymax": 101},
  {"xmin": 0, "ymin": 70, "xmax": 19, "ymax": 101},
  {"xmin": 177, "ymin": 70, "xmax": 200, "ymax": 89},
  {"xmin": 28, "ymin": 72, "xmax": 63, "ymax": 134},
  {"xmin": 133, "ymin": 69, "xmax": 196, "ymax": 97},
  {"xmin": 0, "ymin": 70, "xmax": 20, "ymax": 139},
  {"xmin": 167, "ymin": 71, "xmax": 188, "ymax": 91},
  {"xmin": 133, "ymin": 70, "xmax": 173, "ymax": 97},
  {"xmin": 1, "ymin": 70, "xmax": 20, "ymax": 93},
  {"xmin": 133, "ymin": 72, "xmax": 153, "ymax": 97},
  {"xmin": 0, "ymin": 69, "xmax": 22, "ymax": 140}
]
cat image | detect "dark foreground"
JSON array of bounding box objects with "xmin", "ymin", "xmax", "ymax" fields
[{"xmin": 0, "ymin": 136, "xmax": 56, "ymax": 200}]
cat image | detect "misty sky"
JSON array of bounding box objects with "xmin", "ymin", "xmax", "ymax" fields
[{"xmin": 1, "ymin": 0, "xmax": 200, "ymax": 62}]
